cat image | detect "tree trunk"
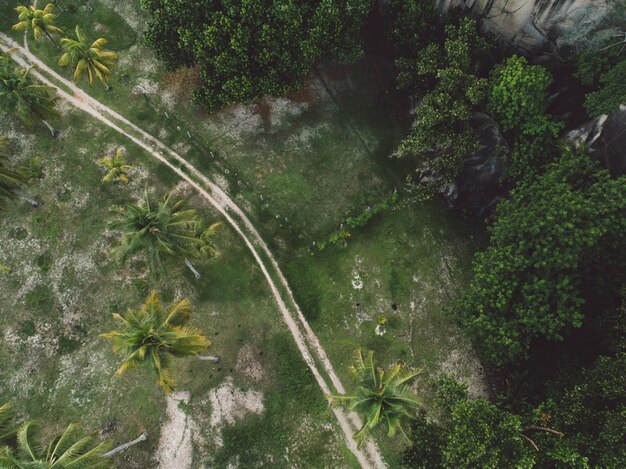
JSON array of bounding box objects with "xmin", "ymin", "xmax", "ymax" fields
[
  {"xmin": 41, "ymin": 119, "xmax": 57, "ymax": 138},
  {"xmin": 184, "ymin": 258, "xmax": 201, "ymax": 279},
  {"xmin": 522, "ymin": 426, "xmax": 564, "ymax": 437},
  {"xmin": 198, "ymin": 355, "xmax": 220, "ymax": 363},
  {"xmin": 16, "ymin": 191, "xmax": 39, "ymax": 208},
  {"xmin": 43, "ymin": 28, "xmax": 59, "ymax": 49},
  {"xmin": 520, "ymin": 434, "xmax": 540, "ymax": 451},
  {"xmin": 101, "ymin": 433, "xmax": 147, "ymax": 458}
]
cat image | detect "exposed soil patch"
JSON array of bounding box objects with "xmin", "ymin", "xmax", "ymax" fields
[
  {"xmin": 163, "ymin": 67, "xmax": 203, "ymax": 103},
  {"xmin": 208, "ymin": 377, "xmax": 264, "ymax": 447},
  {"xmin": 235, "ymin": 345, "xmax": 265, "ymax": 382},
  {"xmin": 157, "ymin": 391, "xmax": 194, "ymax": 469}
]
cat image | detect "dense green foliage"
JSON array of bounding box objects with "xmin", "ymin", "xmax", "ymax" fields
[
  {"xmin": 402, "ymin": 377, "xmax": 535, "ymax": 469},
  {"xmin": 575, "ymin": 5, "xmax": 625, "ymax": 117},
  {"xmin": 141, "ymin": 0, "xmax": 373, "ymax": 110},
  {"xmin": 393, "ymin": 17, "xmax": 491, "ymax": 195},
  {"xmin": 488, "ymin": 55, "xmax": 555, "ymax": 136},
  {"xmin": 327, "ymin": 349, "xmax": 422, "ymax": 446},
  {"xmin": 402, "ymin": 353, "xmax": 626, "ymax": 469},
  {"xmin": 584, "ymin": 58, "xmax": 626, "ymax": 117},
  {"xmin": 384, "ymin": 0, "xmax": 442, "ymax": 96},
  {"xmin": 487, "ymin": 55, "xmax": 562, "ymax": 182},
  {"xmin": 530, "ymin": 353, "xmax": 626, "ymax": 468},
  {"xmin": 456, "ymin": 146, "xmax": 626, "ymax": 366}
]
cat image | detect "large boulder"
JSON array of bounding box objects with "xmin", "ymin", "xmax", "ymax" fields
[
  {"xmin": 437, "ymin": 0, "xmax": 619, "ymax": 54},
  {"xmin": 567, "ymin": 105, "xmax": 626, "ymax": 176},
  {"xmin": 439, "ymin": 113, "xmax": 508, "ymax": 215}
]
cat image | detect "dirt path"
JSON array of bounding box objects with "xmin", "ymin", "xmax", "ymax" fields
[{"xmin": 0, "ymin": 33, "xmax": 385, "ymax": 468}]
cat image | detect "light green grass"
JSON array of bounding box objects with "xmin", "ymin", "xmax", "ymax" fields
[{"xmin": 0, "ymin": 100, "xmax": 355, "ymax": 467}]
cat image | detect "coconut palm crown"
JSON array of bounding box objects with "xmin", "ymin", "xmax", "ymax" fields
[
  {"xmin": 12, "ymin": 3, "xmax": 64, "ymax": 44},
  {"xmin": 0, "ymin": 55, "xmax": 59, "ymax": 131},
  {"xmin": 109, "ymin": 189, "xmax": 209, "ymax": 275},
  {"xmin": 100, "ymin": 290, "xmax": 211, "ymax": 393},
  {"xmin": 59, "ymin": 26, "xmax": 118, "ymax": 87},
  {"xmin": 327, "ymin": 349, "xmax": 423, "ymax": 446},
  {"xmin": 98, "ymin": 147, "xmax": 133, "ymax": 183},
  {"xmin": 0, "ymin": 420, "xmax": 112, "ymax": 468}
]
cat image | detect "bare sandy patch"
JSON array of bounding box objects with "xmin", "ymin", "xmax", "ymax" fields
[
  {"xmin": 157, "ymin": 391, "xmax": 194, "ymax": 469},
  {"xmin": 235, "ymin": 345, "xmax": 265, "ymax": 382},
  {"xmin": 439, "ymin": 347, "xmax": 488, "ymax": 398},
  {"xmin": 208, "ymin": 377, "xmax": 264, "ymax": 447}
]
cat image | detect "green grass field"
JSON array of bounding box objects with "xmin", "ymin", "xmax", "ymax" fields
[{"xmin": 0, "ymin": 1, "xmax": 487, "ymax": 467}]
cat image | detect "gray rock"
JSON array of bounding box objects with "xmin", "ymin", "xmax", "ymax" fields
[
  {"xmin": 567, "ymin": 105, "xmax": 626, "ymax": 177},
  {"xmin": 442, "ymin": 113, "xmax": 508, "ymax": 215},
  {"xmin": 437, "ymin": 0, "xmax": 619, "ymax": 55}
]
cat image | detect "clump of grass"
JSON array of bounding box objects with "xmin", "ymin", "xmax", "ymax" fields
[
  {"xmin": 25, "ymin": 284, "xmax": 54, "ymax": 313},
  {"xmin": 18, "ymin": 319, "xmax": 36, "ymax": 337}
]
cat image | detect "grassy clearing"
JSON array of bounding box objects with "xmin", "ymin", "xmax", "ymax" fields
[
  {"xmin": 1, "ymin": 0, "xmax": 488, "ymax": 466},
  {"xmin": 0, "ymin": 102, "xmax": 354, "ymax": 467}
]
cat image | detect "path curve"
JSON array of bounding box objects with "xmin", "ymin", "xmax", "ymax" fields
[{"xmin": 0, "ymin": 33, "xmax": 385, "ymax": 468}]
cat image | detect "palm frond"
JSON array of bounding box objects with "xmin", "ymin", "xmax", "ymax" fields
[
  {"xmin": 163, "ymin": 298, "xmax": 192, "ymax": 326},
  {"xmin": 16, "ymin": 422, "xmax": 39, "ymax": 461}
]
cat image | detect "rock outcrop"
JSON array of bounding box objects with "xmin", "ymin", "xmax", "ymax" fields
[
  {"xmin": 567, "ymin": 105, "xmax": 626, "ymax": 177},
  {"xmin": 441, "ymin": 113, "xmax": 508, "ymax": 214},
  {"xmin": 436, "ymin": 0, "xmax": 620, "ymax": 54}
]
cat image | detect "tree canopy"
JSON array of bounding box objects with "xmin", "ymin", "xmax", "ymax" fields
[
  {"xmin": 401, "ymin": 377, "xmax": 536, "ymax": 469},
  {"xmin": 326, "ymin": 349, "xmax": 422, "ymax": 447},
  {"xmin": 487, "ymin": 55, "xmax": 556, "ymax": 136},
  {"xmin": 109, "ymin": 190, "xmax": 219, "ymax": 275},
  {"xmin": 141, "ymin": 0, "xmax": 373, "ymax": 111},
  {"xmin": 456, "ymin": 145, "xmax": 626, "ymax": 367},
  {"xmin": 531, "ymin": 352, "xmax": 626, "ymax": 468},
  {"xmin": 584, "ymin": 58, "xmax": 626, "ymax": 117},
  {"xmin": 101, "ymin": 290, "xmax": 211, "ymax": 393},
  {"xmin": 487, "ymin": 55, "xmax": 562, "ymax": 183},
  {"xmin": 0, "ymin": 54, "xmax": 59, "ymax": 131},
  {"xmin": 393, "ymin": 17, "xmax": 491, "ymax": 196},
  {"xmin": 59, "ymin": 26, "xmax": 118, "ymax": 87}
]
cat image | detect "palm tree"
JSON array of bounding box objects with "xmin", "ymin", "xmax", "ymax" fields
[
  {"xmin": 0, "ymin": 402, "xmax": 147, "ymax": 465},
  {"xmin": 109, "ymin": 190, "xmax": 209, "ymax": 275},
  {"xmin": 98, "ymin": 147, "xmax": 133, "ymax": 183},
  {"xmin": 0, "ymin": 137, "xmax": 25, "ymax": 205},
  {"xmin": 100, "ymin": 290, "xmax": 211, "ymax": 393},
  {"xmin": 59, "ymin": 26, "xmax": 118, "ymax": 88},
  {"xmin": 0, "ymin": 55, "xmax": 59, "ymax": 135},
  {"xmin": 12, "ymin": 3, "xmax": 64, "ymax": 47},
  {"xmin": 0, "ymin": 421, "xmax": 112, "ymax": 468},
  {"xmin": 0, "ymin": 403, "xmax": 17, "ymax": 446},
  {"xmin": 327, "ymin": 349, "xmax": 423, "ymax": 447}
]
